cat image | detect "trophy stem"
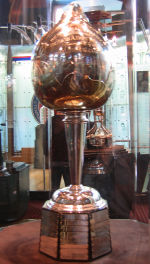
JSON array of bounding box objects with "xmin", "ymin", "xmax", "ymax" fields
[
  {"xmin": 63, "ymin": 111, "xmax": 88, "ymax": 186},
  {"xmin": 40, "ymin": 112, "xmax": 111, "ymax": 261}
]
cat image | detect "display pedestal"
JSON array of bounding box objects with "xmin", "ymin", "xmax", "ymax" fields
[
  {"xmin": 40, "ymin": 207, "xmax": 111, "ymax": 261},
  {"xmin": 0, "ymin": 219, "xmax": 149, "ymax": 264}
]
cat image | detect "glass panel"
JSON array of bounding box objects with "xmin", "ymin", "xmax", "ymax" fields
[
  {"xmin": 0, "ymin": 46, "xmax": 8, "ymax": 155},
  {"xmin": 0, "ymin": 0, "xmax": 149, "ymax": 224},
  {"xmin": 133, "ymin": 2, "xmax": 150, "ymax": 223},
  {"xmin": 105, "ymin": 41, "xmax": 130, "ymax": 150},
  {"xmin": 12, "ymin": 46, "xmax": 36, "ymax": 152}
]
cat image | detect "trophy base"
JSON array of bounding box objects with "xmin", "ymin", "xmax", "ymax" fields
[{"xmin": 40, "ymin": 207, "xmax": 111, "ymax": 261}]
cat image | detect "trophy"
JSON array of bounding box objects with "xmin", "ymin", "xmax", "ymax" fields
[
  {"xmin": 32, "ymin": 2, "xmax": 115, "ymax": 261},
  {"xmin": 87, "ymin": 107, "xmax": 112, "ymax": 148},
  {"xmin": 85, "ymin": 107, "xmax": 112, "ymax": 175}
]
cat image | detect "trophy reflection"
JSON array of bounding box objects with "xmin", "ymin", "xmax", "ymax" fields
[
  {"xmin": 87, "ymin": 108, "xmax": 112, "ymax": 148},
  {"xmin": 32, "ymin": 2, "xmax": 115, "ymax": 261},
  {"xmin": 85, "ymin": 108, "xmax": 112, "ymax": 175}
]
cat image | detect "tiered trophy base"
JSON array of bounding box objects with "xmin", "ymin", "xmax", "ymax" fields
[{"xmin": 39, "ymin": 185, "xmax": 112, "ymax": 261}]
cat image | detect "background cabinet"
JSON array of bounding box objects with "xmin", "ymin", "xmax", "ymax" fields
[{"xmin": 0, "ymin": 161, "xmax": 29, "ymax": 222}]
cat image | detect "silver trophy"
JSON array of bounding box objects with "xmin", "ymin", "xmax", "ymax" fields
[
  {"xmin": 85, "ymin": 107, "xmax": 112, "ymax": 175},
  {"xmin": 32, "ymin": 2, "xmax": 115, "ymax": 261}
]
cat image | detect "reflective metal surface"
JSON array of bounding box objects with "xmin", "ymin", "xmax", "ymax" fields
[
  {"xmin": 32, "ymin": 2, "xmax": 114, "ymax": 111},
  {"xmin": 87, "ymin": 108, "xmax": 112, "ymax": 147},
  {"xmin": 40, "ymin": 207, "xmax": 111, "ymax": 260},
  {"xmin": 44, "ymin": 184, "xmax": 107, "ymax": 213},
  {"xmin": 43, "ymin": 111, "xmax": 108, "ymax": 212},
  {"xmin": 83, "ymin": 159, "xmax": 105, "ymax": 175},
  {"xmin": 85, "ymin": 108, "xmax": 112, "ymax": 175},
  {"xmin": 32, "ymin": 2, "xmax": 113, "ymax": 213},
  {"xmin": 63, "ymin": 111, "xmax": 88, "ymax": 186},
  {"xmin": 32, "ymin": 3, "xmax": 113, "ymax": 260}
]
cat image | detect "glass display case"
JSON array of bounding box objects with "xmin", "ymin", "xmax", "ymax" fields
[
  {"xmin": 0, "ymin": 46, "xmax": 8, "ymax": 155},
  {"xmin": 0, "ymin": 0, "xmax": 149, "ymax": 226}
]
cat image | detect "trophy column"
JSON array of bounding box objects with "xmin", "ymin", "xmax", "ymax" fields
[
  {"xmin": 32, "ymin": 2, "xmax": 115, "ymax": 261},
  {"xmin": 39, "ymin": 111, "xmax": 111, "ymax": 261}
]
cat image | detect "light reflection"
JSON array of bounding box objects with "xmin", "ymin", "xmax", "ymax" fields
[
  {"xmin": 33, "ymin": 2, "xmax": 114, "ymax": 111},
  {"xmin": 60, "ymin": 23, "xmax": 70, "ymax": 36},
  {"xmin": 111, "ymin": 35, "xmax": 117, "ymax": 47}
]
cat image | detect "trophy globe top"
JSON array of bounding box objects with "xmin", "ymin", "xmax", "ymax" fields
[{"xmin": 32, "ymin": 2, "xmax": 115, "ymax": 111}]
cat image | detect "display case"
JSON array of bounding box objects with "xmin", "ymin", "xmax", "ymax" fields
[{"xmin": 0, "ymin": 0, "xmax": 149, "ymax": 225}]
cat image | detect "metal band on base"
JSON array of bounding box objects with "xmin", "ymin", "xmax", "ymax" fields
[
  {"xmin": 40, "ymin": 204, "xmax": 111, "ymax": 261},
  {"xmin": 43, "ymin": 185, "xmax": 107, "ymax": 213}
]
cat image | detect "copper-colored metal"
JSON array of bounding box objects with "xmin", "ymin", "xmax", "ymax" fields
[
  {"xmin": 32, "ymin": 2, "xmax": 114, "ymax": 261},
  {"xmin": 87, "ymin": 108, "xmax": 112, "ymax": 147},
  {"xmin": 32, "ymin": 3, "xmax": 114, "ymax": 111},
  {"xmin": 85, "ymin": 108, "xmax": 112, "ymax": 175},
  {"xmin": 43, "ymin": 184, "xmax": 107, "ymax": 213}
]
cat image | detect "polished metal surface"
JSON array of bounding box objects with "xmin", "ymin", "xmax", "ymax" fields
[
  {"xmin": 32, "ymin": 2, "xmax": 113, "ymax": 260},
  {"xmin": 43, "ymin": 184, "xmax": 107, "ymax": 213},
  {"xmin": 63, "ymin": 111, "xmax": 88, "ymax": 186},
  {"xmin": 43, "ymin": 110, "xmax": 107, "ymax": 212},
  {"xmin": 85, "ymin": 108, "xmax": 112, "ymax": 175},
  {"xmin": 40, "ymin": 207, "xmax": 111, "ymax": 261},
  {"xmin": 83, "ymin": 159, "xmax": 105, "ymax": 175},
  {"xmin": 87, "ymin": 108, "xmax": 112, "ymax": 147},
  {"xmin": 32, "ymin": 2, "xmax": 115, "ymax": 111},
  {"xmin": 32, "ymin": 2, "xmax": 114, "ymax": 212}
]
